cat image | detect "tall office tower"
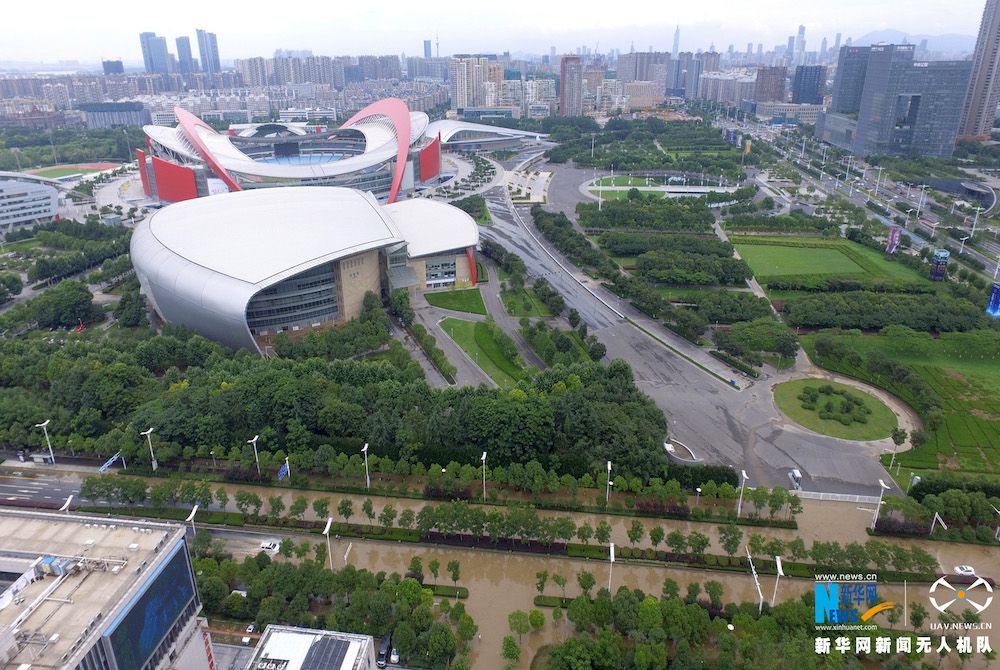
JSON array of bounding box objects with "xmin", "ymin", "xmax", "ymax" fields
[
  {"xmin": 550, "ymin": 46, "xmax": 557, "ymax": 65},
  {"xmin": 139, "ymin": 32, "xmax": 171, "ymax": 74},
  {"xmin": 102, "ymin": 59, "xmax": 124, "ymax": 75},
  {"xmin": 672, "ymin": 25, "xmax": 680, "ymax": 58},
  {"xmin": 560, "ymin": 55, "xmax": 583, "ymax": 116},
  {"xmin": 176, "ymin": 36, "xmax": 195, "ymax": 75},
  {"xmin": 684, "ymin": 57, "xmax": 704, "ymax": 99},
  {"xmin": 795, "ymin": 25, "xmax": 806, "ymax": 64},
  {"xmin": 833, "ymin": 33, "xmax": 842, "ymax": 55},
  {"xmin": 746, "ymin": 43, "xmax": 753, "ymax": 57},
  {"xmin": 792, "ymin": 65, "xmax": 826, "ymax": 103},
  {"xmin": 196, "ymin": 29, "xmax": 221, "ymax": 83},
  {"xmin": 818, "ymin": 44, "xmax": 972, "ymax": 157},
  {"xmin": 820, "ymin": 37, "xmax": 828, "ymax": 62},
  {"xmin": 786, "ymin": 36, "xmax": 796, "ymax": 63},
  {"xmin": 960, "ymin": 0, "xmax": 1000, "ymax": 140},
  {"xmin": 754, "ymin": 66, "xmax": 787, "ymax": 101},
  {"xmin": 424, "ymin": 40, "xmax": 432, "ymax": 59},
  {"xmin": 829, "ymin": 46, "xmax": 870, "ymax": 113}
]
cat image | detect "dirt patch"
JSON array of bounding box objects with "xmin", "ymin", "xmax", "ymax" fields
[
  {"xmin": 941, "ymin": 369, "xmax": 966, "ymax": 381},
  {"xmin": 971, "ymin": 408, "xmax": 1000, "ymax": 422}
]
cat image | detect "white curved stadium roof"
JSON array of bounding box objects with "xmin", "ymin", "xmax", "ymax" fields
[{"xmin": 424, "ymin": 119, "xmax": 544, "ymax": 144}]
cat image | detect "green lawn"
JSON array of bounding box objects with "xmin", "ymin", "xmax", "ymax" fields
[
  {"xmin": 733, "ymin": 236, "xmax": 934, "ymax": 285},
  {"xmin": 440, "ymin": 317, "xmax": 523, "ymax": 387},
  {"xmin": 475, "ymin": 262, "xmax": 487, "ymax": 283},
  {"xmin": 800, "ymin": 328, "xmax": 1000, "ymax": 476},
  {"xmin": 501, "ymin": 288, "xmax": 553, "ymax": 317},
  {"xmin": 30, "ymin": 166, "xmax": 104, "ymax": 178},
  {"xmin": 424, "ymin": 288, "xmax": 487, "ymax": 315},
  {"xmin": 2, "ymin": 238, "xmax": 41, "ymax": 253},
  {"xmin": 654, "ymin": 286, "xmax": 744, "ymax": 302},
  {"xmin": 773, "ymin": 378, "xmax": 897, "ymax": 441}
]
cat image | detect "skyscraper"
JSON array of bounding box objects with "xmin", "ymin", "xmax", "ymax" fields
[
  {"xmin": 795, "ymin": 25, "xmax": 806, "ymax": 65},
  {"xmin": 755, "ymin": 66, "xmax": 787, "ymax": 102},
  {"xmin": 175, "ymin": 36, "xmax": 195, "ymax": 76},
  {"xmin": 139, "ymin": 32, "xmax": 170, "ymax": 74},
  {"xmin": 196, "ymin": 29, "xmax": 221, "ymax": 83},
  {"xmin": 818, "ymin": 44, "xmax": 972, "ymax": 157},
  {"xmin": 423, "ymin": 40, "xmax": 432, "ymax": 59},
  {"xmin": 102, "ymin": 60, "xmax": 124, "ymax": 75},
  {"xmin": 560, "ymin": 55, "xmax": 583, "ymax": 116},
  {"xmin": 792, "ymin": 65, "xmax": 826, "ymax": 104},
  {"xmin": 672, "ymin": 25, "xmax": 680, "ymax": 58},
  {"xmin": 960, "ymin": 0, "xmax": 1000, "ymax": 140},
  {"xmin": 786, "ymin": 36, "xmax": 796, "ymax": 64}
]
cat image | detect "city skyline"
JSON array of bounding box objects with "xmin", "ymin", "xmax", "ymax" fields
[{"xmin": 0, "ymin": 0, "xmax": 986, "ymax": 64}]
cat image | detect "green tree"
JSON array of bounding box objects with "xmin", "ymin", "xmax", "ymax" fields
[
  {"xmin": 626, "ymin": 520, "xmax": 645, "ymax": 546},
  {"xmin": 501, "ymin": 635, "xmax": 521, "ymax": 663},
  {"xmin": 214, "ymin": 487, "xmax": 229, "ymax": 511},
  {"xmin": 685, "ymin": 581, "xmax": 701, "ymax": 604},
  {"xmin": 910, "ymin": 603, "xmax": 928, "ymax": 630},
  {"xmin": 552, "ymin": 573, "xmax": 567, "ymax": 597},
  {"xmin": 362, "ymin": 498, "xmax": 375, "ymax": 526},
  {"xmin": 426, "ymin": 622, "xmax": 457, "ymax": 667},
  {"xmin": 718, "ymin": 524, "xmax": 742, "ymax": 558},
  {"xmin": 576, "ymin": 523, "xmax": 593, "ymax": 544},
  {"xmin": 429, "ymin": 558, "xmax": 440, "ymax": 581},
  {"xmin": 577, "ymin": 571, "xmax": 596, "ymax": 597},
  {"xmin": 595, "ymin": 520, "xmax": 612, "ymax": 545},
  {"xmin": 447, "ymin": 560, "xmax": 461, "ymax": 589},
  {"xmin": 529, "ymin": 608, "xmax": 545, "ymax": 631},
  {"xmin": 662, "ymin": 578, "xmax": 679, "ymax": 600},
  {"xmin": 666, "ymin": 530, "xmax": 687, "ymax": 554},
  {"xmin": 649, "ymin": 525, "xmax": 665, "ymax": 550},
  {"xmin": 508, "ymin": 609, "xmax": 530, "ymax": 643},
  {"xmin": 288, "ymin": 495, "xmax": 307, "ymax": 522},
  {"xmin": 536, "ymin": 570, "xmax": 549, "ymax": 595},
  {"xmin": 267, "ymin": 495, "xmax": 285, "ymax": 520},
  {"xmin": 398, "ymin": 508, "xmax": 415, "ymax": 529},
  {"xmin": 704, "ymin": 580, "xmax": 724, "ymax": 608},
  {"xmin": 337, "ymin": 498, "xmax": 354, "ymax": 524},
  {"xmin": 379, "ymin": 504, "xmax": 397, "ymax": 531},
  {"xmin": 312, "ymin": 497, "xmax": 330, "ymax": 519}
]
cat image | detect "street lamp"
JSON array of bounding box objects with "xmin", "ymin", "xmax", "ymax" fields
[
  {"xmin": 972, "ymin": 206, "xmax": 984, "ymax": 235},
  {"xmin": 605, "ymin": 461, "xmax": 612, "ymax": 506},
  {"xmin": 873, "ymin": 166, "xmax": 884, "ymax": 197},
  {"xmin": 34, "ymin": 419, "xmax": 55, "ymax": 464},
  {"xmin": 695, "ymin": 487, "xmax": 702, "ymax": 506},
  {"xmin": 248, "ymin": 435, "xmax": 261, "ymax": 477},
  {"xmin": 322, "ymin": 517, "xmax": 335, "ymax": 571},
  {"xmin": 608, "ymin": 542, "xmax": 615, "ymax": 592},
  {"xmin": 959, "ymin": 236, "xmax": 970, "ymax": 254},
  {"xmin": 140, "ymin": 427, "xmax": 157, "ymax": 472},
  {"xmin": 186, "ymin": 504, "xmax": 199, "ymax": 537},
  {"xmin": 906, "ymin": 472, "xmax": 920, "ymax": 493},
  {"xmin": 481, "ymin": 451, "xmax": 487, "ymax": 501},
  {"xmin": 905, "ymin": 209, "xmax": 915, "ymax": 229},
  {"xmin": 210, "ymin": 450, "xmax": 216, "ymax": 469},
  {"xmin": 915, "ymin": 184, "xmax": 928, "ymax": 218},
  {"xmin": 59, "ymin": 494, "xmax": 73, "ymax": 514},
  {"xmin": 736, "ymin": 470, "xmax": 749, "ymax": 517},
  {"xmin": 871, "ymin": 479, "xmax": 891, "ymax": 530},
  {"xmin": 361, "ymin": 443, "xmax": 370, "ymax": 490},
  {"xmin": 771, "ymin": 556, "xmax": 784, "ymax": 606}
]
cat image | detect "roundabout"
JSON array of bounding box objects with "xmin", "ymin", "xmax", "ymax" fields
[{"xmin": 772, "ymin": 378, "xmax": 898, "ymax": 441}]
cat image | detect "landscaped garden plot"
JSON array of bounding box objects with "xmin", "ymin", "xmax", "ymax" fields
[
  {"xmin": 773, "ymin": 379, "xmax": 897, "ymax": 441},
  {"xmin": 735, "ymin": 243, "xmax": 866, "ymax": 280},
  {"xmin": 423, "ymin": 288, "xmax": 487, "ymax": 315},
  {"xmin": 440, "ymin": 317, "xmax": 524, "ymax": 388}
]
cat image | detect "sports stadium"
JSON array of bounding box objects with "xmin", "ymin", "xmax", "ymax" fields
[
  {"xmin": 130, "ymin": 186, "xmax": 479, "ymax": 354},
  {"xmin": 137, "ymin": 98, "xmax": 541, "ymax": 203}
]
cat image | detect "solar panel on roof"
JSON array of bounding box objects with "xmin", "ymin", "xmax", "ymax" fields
[{"xmin": 300, "ymin": 637, "xmax": 350, "ymax": 670}]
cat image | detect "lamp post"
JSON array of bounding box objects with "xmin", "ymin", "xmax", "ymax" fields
[
  {"xmin": 322, "ymin": 517, "xmax": 335, "ymax": 571},
  {"xmin": 871, "ymin": 479, "xmax": 891, "ymax": 530},
  {"xmin": 771, "ymin": 556, "xmax": 784, "ymax": 606},
  {"xmin": 695, "ymin": 487, "xmax": 702, "ymax": 506},
  {"xmin": 874, "ymin": 166, "xmax": 884, "ymax": 197},
  {"xmin": 186, "ymin": 504, "xmax": 199, "ymax": 537},
  {"xmin": 361, "ymin": 443, "xmax": 370, "ymax": 490},
  {"xmin": 959, "ymin": 236, "xmax": 970, "ymax": 254},
  {"xmin": 916, "ymin": 184, "xmax": 928, "ymax": 218},
  {"xmin": 905, "ymin": 208, "xmax": 915, "ymax": 229},
  {"xmin": 210, "ymin": 450, "xmax": 216, "ymax": 469},
  {"xmin": 736, "ymin": 469, "xmax": 749, "ymax": 518},
  {"xmin": 605, "ymin": 461, "xmax": 612, "ymax": 506},
  {"xmin": 906, "ymin": 472, "xmax": 920, "ymax": 493},
  {"xmin": 972, "ymin": 206, "xmax": 983, "ymax": 235},
  {"xmin": 608, "ymin": 543, "xmax": 615, "ymax": 592},
  {"xmin": 481, "ymin": 451, "xmax": 487, "ymax": 501},
  {"xmin": 248, "ymin": 435, "xmax": 261, "ymax": 477},
  {"xmin": 140, "ymin": 427, "xmax": 157, "ymax": 472},
  {"xmin": 34, "ymin": 419, "xmax": 54, "ymax": 464},
  {"xmin": 59, "ymin": 494, "xmax": 73, "ymax": 515}
]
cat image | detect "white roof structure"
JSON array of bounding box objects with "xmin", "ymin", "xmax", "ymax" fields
[
  {"xmin": 246, "ymin": 625, "xmax": 373, "ymax": 670},
  {"xmin": 130, "ymin": 186, "xmax": 478, "ymax": 352},
  {"xmin": 424, "ymin": 119, "xmax": 544, "ymax": 144}
]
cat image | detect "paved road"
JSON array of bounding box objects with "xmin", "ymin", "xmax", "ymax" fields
[
  {"xmin": 477, "ymin": 261, "xmax": 547, "ymax": 369},
  {"xmin": 485, "ymin": 161, "xmax": 903, "ymax": 495},
  {"xmin": 411, "ymin": 296, "xmax": 496, "ymax": 388}
]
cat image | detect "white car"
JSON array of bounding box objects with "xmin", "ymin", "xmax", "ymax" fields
[
  {"xmin": 259, "ymin": 540, "xmax": 279, "ymax": 554},
  {"xmin": 954, "ymin": 565, "xmax": 976, "ymax": 576},
  {"xmin": 390, "ymin": 649, "xmax": 399, "ymax": 664},
  {"xmin": 246, "ymin": 623, "xmax": 255, "ymax": 634}
]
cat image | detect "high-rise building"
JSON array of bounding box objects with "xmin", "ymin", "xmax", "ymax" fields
[
  {"xmin": 817, "ymin": 44, "xmax": 972, "ymax": 157},
  {"xmin": 449, "ymin": 54, "xmax": 498, "ymax": 110},
  {"xmin": 684, "ymin": 58, "xmax": 704, "ymax": 99},
  {"xmin": 755, "ymin": 66, "xmax": 787, "ymax": 102},
  {"xmin": 196, "ymin": 29, "xmax": 221, "ymax": 83},
  {"xmin": 786, "ymin": 36, "xmax": 796, "ymax": 63},
  {"xmin": 701, "ymin": 51, "xmax": 721, "ymax": 73},
  {"xmin": 795, "ymin": 25, "xmax": 806, "ymax": 65},
  {"xmin": 618, "ymin": 51, "xmax": 670, "ymax": 82},
  {"xmin": 560, "ymin": 55, "xmax": 583, "ymax": 116},
  {"xmin": 424, "ymin": 39, "xmax": 432, "ymax": 59},
  {"xmin": 820, "ymin": 37, "xmax": 828, "ymax": 62},
  {"xmin": 960, "ymin": 0, "xmax": 1000, "ymax": 140},
  {"xmin": 176, "ymin": 36, "xmax": 195, "ymax": 76},
  {"xmin": 833, "ymin": 33, "xmax": 842, "ymax": 56},
  {"xmin": 792, "ymin": 65, "xmax": 826, "ymax": 104},
  {"xmin": 139, "ymin": 32, "xmax": 171, "ymax": 74},
  {"xmin": 672, "ymin": 25, "xmax": 680, "ymax": 58},
  {"xmin": 829, "ymin": 46, "xmax": 871, "ymax": 113},
  {"xmin": 102, "ymin": 59, "xmax": 124, "ymax": 75}
]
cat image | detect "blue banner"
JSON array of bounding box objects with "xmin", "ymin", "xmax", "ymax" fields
[
  {"xmin": 277, "ymin": 460, "xmax": 290, "ymax": 480},
  {"xmin": 98, "ymin": 452, "xmax": 121, "ymax": 474}
]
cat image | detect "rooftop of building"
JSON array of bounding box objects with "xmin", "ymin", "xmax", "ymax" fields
[
  {"xmin": 246, "ymin": 625, "xmax": 373, "ymax": 670},
  {"xmin": 0, "ymin": 509, "xmax": 187, "ymax": 670},
  {"xmin": 140, "ymin": 186, "xmax": 478, "ymax": 286}
]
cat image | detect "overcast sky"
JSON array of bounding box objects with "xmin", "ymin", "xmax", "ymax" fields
[{"xmin": 0, "ymin": 0, "xmax": 986, "ymax": 64}]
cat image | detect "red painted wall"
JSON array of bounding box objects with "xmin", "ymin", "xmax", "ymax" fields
[
  {"xmin": 419, "ymin": 133, "xmax": 441, "ymax": 181},
  {"xmin": 466, "ymin": 248, "xmax": 477, "ymax": 285},
  {"xmin": 136, "ymin": 149, "xmax": 151, "ymax": 197},
  {"xmin": 151, "ymin": 156, "xmax": 198, "ymax": 202}
]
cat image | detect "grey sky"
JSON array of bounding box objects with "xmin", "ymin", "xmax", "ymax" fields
[{"xmin": 0, "ymin": 0, "xmax": 985, "ymax": 64}]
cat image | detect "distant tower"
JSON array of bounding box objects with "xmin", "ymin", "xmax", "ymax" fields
[
  {"xmin": 423, "ymin": 40, "xmax": 432, "ymax": 59},
  {"xmin": 960, "ymin": 0, "xmax": 1000, "ymax": 140},
  {"xmin": 435, "ymin": 33, "xmax": 440, "ymax": 58},
  {"xmin": 795, "ymin": 25, "xmax": 806, "ymax": 65},
  {"xmin": 930, "ymin": 249, "xmax": 951, "ymax": 281},
  {"xmin": 672, "ymin": 25, "xmax": 680, "ymax": 58}
]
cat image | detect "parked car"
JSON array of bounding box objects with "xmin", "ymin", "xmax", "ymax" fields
[
  {"xmin": 259, "ymin": 540, "xmax": 279, "ymax": 554},
  {"xmin": 954, "ymin": 565, "xmax": 977, "ymax": 576},
  {"xmin": 376, "ymin": 633, "xmax": 392, "ymax": 668},
  {"xmin": 390, "ymin": 648, "xmax": 399, "ymax": 664},
  {"xmin": 246, "ymin": 623, "xmax": 255, "ymax": 634}
]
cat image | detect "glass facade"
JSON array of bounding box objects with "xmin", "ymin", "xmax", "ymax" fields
[
  {"xmin": 425, "ymin": 255, "xmax": 457, "ymax": 287},
  {"xmin": 246, "ymin": 263, "xmax": 339, "ymax": 335}
]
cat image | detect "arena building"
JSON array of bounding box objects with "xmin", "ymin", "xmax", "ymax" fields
[
  {"xmin": 0, "ymin": 172, "xmax": 61, "ymax": 236},
  {"xmin": 130, "ymin": 186, "xmax": 479, "ymax": 354},
  {"xmin": 138, "ymin": 98, "xmax": 542, "ymax": 204}
]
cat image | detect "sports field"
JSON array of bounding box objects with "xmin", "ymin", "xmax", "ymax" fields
[{"xmin": 29, "ymin": 163, "xmax": 118, "ymax": 178}]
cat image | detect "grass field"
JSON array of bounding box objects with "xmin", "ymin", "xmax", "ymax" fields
[
  {"xmin": 653, "ymin": 286, "xmax": 741, "ymax": 302},
  {"xmin": 588, "ymin": 189, "xmax": 659, "ymax": 201},
  {"xmin": 476, "ymin": 262, "xmax": 487, "ymax": 283},
  {"xmin": 800, "ymin": 328, "xmax": 1000, "ymax": 477},
  {"xmin": 423, "ymin": 288, "xmax": 487, "ymax": 315},
  {"xmin": 501, "ymin": 288, "xmax": 553, "ymax": 317},
  {"xmin": 732, "ymin": 236, "xmax": 933, "ymax": 285},
  {"xmin": 773, "ymin": 378, "xmax": 897, "ymax": 441},
  {"xmin": 440, "ymin": 317, "xmax": 523, "ymax": 387},
  {"xmin": 29, "ymin": 165, "xmax": 110, "ymax": 178}
]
